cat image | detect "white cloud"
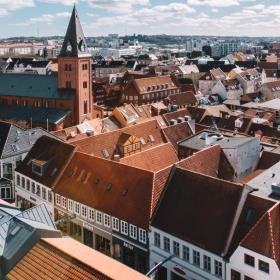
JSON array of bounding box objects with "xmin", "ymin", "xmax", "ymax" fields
[
  {"xmin": 187, "ymin": 0, "xmax": 240, "ymax": 7},
  {"xmin": 87, "ymin": 0, "xmax": 150, "ymax": 13}
]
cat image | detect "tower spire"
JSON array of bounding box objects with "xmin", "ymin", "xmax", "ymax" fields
[{"xmin": 60, "ymin": 5, "xmax": 89, "ymax": 57}]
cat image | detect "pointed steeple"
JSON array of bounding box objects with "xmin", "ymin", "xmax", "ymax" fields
[{"xmin": 60, "ymin": 5, "xmax": 89, "ymax": 57}]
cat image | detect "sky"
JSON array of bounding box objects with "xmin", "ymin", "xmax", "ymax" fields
[{"xmin": 1, "ymin": 0, "xmax": 280, "ymax": 38}]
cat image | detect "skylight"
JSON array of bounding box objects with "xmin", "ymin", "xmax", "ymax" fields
[{"xmin": 102, "ymin": 148, "xmax": 109, "ymax": 158}]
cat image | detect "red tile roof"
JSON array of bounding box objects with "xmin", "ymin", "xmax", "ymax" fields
[
  {"xmin": 120, "ymin": 143, "xmax": 178, "ymax": 172},
  {"xmin": 16, "ymin": 136, "xmax": 76, "ymax": 188},
  {"xmin": 167, "ymin": 92, "xmax": 197, "ymax": 107},
  {"xmin": 7, "ymin": 237, "xmax": 149, "ymax": 280},
  {"xmin": 162, "ymin": 108, "xmax": 190, "ymax": 125},
  {"xmin": 241, "ymin": 203, "xmax": 280, "ymax": 268},
  {"xmin": 55, "ymin": 152, "xmax": 155, "ymax": 229},
  {"xmin": 162, "ymin": 122, "xmax": 193, "ymax": 153},
  {"xmin": 152, "ymin": 167, "xmax": 247, "ymax": 255},
  {"xmin": 72, "ymin": 120, "xmax": 166, "ymax": 160}
]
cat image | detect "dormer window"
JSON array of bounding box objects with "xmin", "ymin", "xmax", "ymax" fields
[{"xmin": 32, "ymin": 161, "xmax": 43, "ymax": 176}]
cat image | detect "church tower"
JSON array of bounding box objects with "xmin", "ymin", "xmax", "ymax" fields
[{"xmin": 58, "ymin": 5, "xmax": 93, "ymax": 125}]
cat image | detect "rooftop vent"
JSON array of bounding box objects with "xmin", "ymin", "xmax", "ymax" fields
[
  {"xmin": 122, "ymin": 188, "xmax": 128, "ymax": 196},
  {"xmin": 113, "ymin": 154, "xmax": 121, "ymax": 162},
  {"xmin": 149, "ymin": 134, "xmax": 155, "ymax": 142},
  {"xmin": 106, "ymin": 183, "xmax": 112, "ymax": 191},
  {"xmin": 86, "ymin": 130, "xmax": 94, "ymax": 136},
  {"xmin": 102, "ymin": 148, "xmax": 109, "ymax": 158},
  {"xmin": 50, "ymin": 167, "xmax": 58, "ymax": 177},
  {"xmin": 170, "ymin": 119, "xmax": 177, "ymax": 125},
  {"xmin": 177, "ymin": 117, "xmax": 185, "ymax": 123},
  {"xmin": 140, "ymin": 137, "xmax": 146, "ymax": 145}
]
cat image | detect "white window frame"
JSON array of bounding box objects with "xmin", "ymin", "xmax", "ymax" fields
[
  {"xmin": 68, "ymin": 199, "xmax": 74, "ymax": 212},
  {"xmin": 55, "ymin": 194, "xmax": 61, "ymax": 206},
  {"xmin": 89, "ymin": 208, "xmax": 95, "ymax": 221},
  {"xmin": 61, "ymin": 197, "xmax": 67, "ymax": 209},
  {"xmin": 129, "ymin": 224, "xmax": 137, "ymax": 240},
  {"xmin": 81, "ymin": 205, "xmax": 88, "ymax": 218},
  {"xmin": 96, "ymin": 211, "xmax": 103, "ymax": 225},
  {"xmin": 112, "ymin": 217, "xmax": 119, "ymax": 231},
  {"xmin": 104, "ymin": 214, "xmax": 111, "ymax": 228},
  {"xmin": 139, "ymin": 228, "xmax": 146, "ymax": 244},
  {"xmin": 120, "ymin": 220, "xmax": 128, "ymax": 235},
  {"xmin": 74, "ymin": 202, "xmax": 80, "ymax": 215}
]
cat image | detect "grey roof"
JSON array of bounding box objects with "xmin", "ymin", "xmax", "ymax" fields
[
  {"xmin": 0, "ymin": 203, "xmax": 60, "ymax": 276},
  {"xmin": 0, "ymin": 105, "xmax": 71, "ymax": 126},
  {"xmin": 0, "ymin": 121, "xmax": 58, "ymax": 159},
  {"xmin": 246, "ymin": 161, "xmax": 280, "ymax": 201},
  {"xmin": 179, "ymin": 130, "xmax": 253, "ymax": 151},
  {"xmin": 0, "ymin": 74, "xmax": 74, "ymax": 99},
  {"xmin": 60, "ymin": 6, "xmax": 90, "ymax": 57}
]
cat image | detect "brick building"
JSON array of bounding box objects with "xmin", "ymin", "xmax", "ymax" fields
[{"xmin": 0, "ymin": 6, "xmax": 94, "ymax": 131}]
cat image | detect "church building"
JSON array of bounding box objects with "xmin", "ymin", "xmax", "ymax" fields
[{"xmin": 0, "ymin": 6, "xmax": 95, "ymax": 131}]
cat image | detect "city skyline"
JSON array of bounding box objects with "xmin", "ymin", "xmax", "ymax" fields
[{"xmin": 1, "ymin": 0, "xmax": 280, "ymax": 38}]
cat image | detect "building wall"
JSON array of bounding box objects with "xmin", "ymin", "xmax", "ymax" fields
[
  {"xmin": 260, "ymin": 85, "xmax": 280, "ymax": 101},
  {"xmin": 199, "ymin": 80, "xmax": 217, "ymax": 96},
  {"xmin": 150, "ymin": 227, "xmax": 225, "ymax": 280},
  {"xmin": 58, "ymin": 56, "xmax": 93, "ymax": 124},
  {"xmin": 227, "ymin": 246, "xmax": 279, "ymax": 280}
]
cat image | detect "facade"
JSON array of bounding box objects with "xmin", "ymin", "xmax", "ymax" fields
[
  {"xmin": 0, "ymin": 121, "xmax": 56, "ymax": 201},
  {"xmin": 123, "ymin": 75, "xmax": 180, "ymax": 105},
  {"xmin": 260, "ymin": 80, "xmax": 280, "ymax": 101},
  {"xmin": 212, "ymin": 79, "xmax": 243, "ymax": 100},
  {"xmin": 14, "ymin": 136, "xmax": 76, "ymax": 217}
]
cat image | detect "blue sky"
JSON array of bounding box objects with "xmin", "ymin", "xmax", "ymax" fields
[{"xmin": 1, "ymin": 0, "xmax": 280, "ymax": 38}]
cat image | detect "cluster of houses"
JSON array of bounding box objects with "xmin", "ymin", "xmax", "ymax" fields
[{"xmin": 3, "ymin": 5, "xmax": 280, "ymax": 280}]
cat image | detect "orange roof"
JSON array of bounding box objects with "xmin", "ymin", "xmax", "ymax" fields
[
  {"xmin": 8, "ymin": 237, "xmax": 149, "ymax": 280},
  {"xmin": 241, "ymin": 203, "xmax": 280, "ymax": 268},
  {"xmin": 120, "ymin": 143, "xmax": 179, "ymax": 172},
  {"xmin": 72, "ymin": 120, "xmax": 165, "ymax": 160},
  {"xmin": 54, "ymin": 152, "xmax": 155, "ymax": 229}
]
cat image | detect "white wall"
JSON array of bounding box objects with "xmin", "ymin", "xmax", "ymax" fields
[
  {"xmin": 227, "ymin": 246, "xmax": 279, "ymax": 280},
  {"xmin": 150, "ymin": 227, "xmax": 225, "ymax": 280}
]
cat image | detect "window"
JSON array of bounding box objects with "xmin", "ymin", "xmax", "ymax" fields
[
  {"xmin": 68, "ymin": 199, "xmax": 74, "ymax": 212},
  {"xmin": 120, "ymin": 220, "xmax": 128, "ymax": 235},
  {"xmin": 42, "ymin": 188, "xmax": 46, "ymax": 200},
  {"xmin": 32, "ymin": 162, "xmax": 43, "ymax": 176},
  {"xmin": 81, "ymin": 205, "xmax": 87, "ymax": 218},
  {"xmin": 36, "ymin": 185, "xmax": 41, "ymax": 196},
  {"xmin": 66, "ymin": 81, "xmax": 72, "ymax": 88},
  {"xmin": 21, "ymin": 177, "xmax": 25, "ymax": 189},
  {"xmin": 139, "ymin": 228, "xmax": 146, "ymax": 244},
  {"xmin": 112, "ymin": 217, "xmax": 119, "ymax": 231},
  {"xmin": 16, "ymin": 175, "xmax": 20, "ymax": 186},
  {"xmin": 193, "ymin": 250, "xmax": 200, "ymax": 266},
  {"xmin": 82, "ymin": 64, "xmax": 88, "ymax": 70},
  {"xmin": 203, "ymin": 255, "xmax": 211, "ymax": 272},
  {"xmin": 182, "ymin": 246, "xmax": 189, "ymax": 262},
  {"xmin": 31, "ymin": 182, "xmax": 35, "ymax": 194},
  {"xmin": 244, "ymin": 276, "xmax": 254, "ymax": 280},
  {"xmin": 244, "ymin": 254, "xmax": 255, "ymax": 267},
  {"xmin": 259, "ymin": 260, "xmax": 269, "ymax": 273},
  {"xmin": 154, "ymin": 232, "xmax": 161, "ymax": 247},
  {"xmin": 26, "ymin": 179, "xmax": 30, "ymax": 191},
  {"xmin": 64, "ymin": 64, "xmax": 68, "ymax": 71},
  {"xmin": 55, "ymin": 194, "xmax": 61, "ymax": 206},
  {"xmin": 163, "ymin": 237, "xmax": 170, "ymax": 252},
  {"xmin": 231, "ymin": 269, "xmax": 241, "ymax": 280},
  {"xmin": 173, "ymin": 241, "xmax": 180, "ymax": 257},
  {"xmin": 89, "ymin": 208, "xmax": 94, "ymax": 221},
  {"xmin": 61, "ymin": 197, "xmax": 67, "ymax": 208},
  {"xmin": 104, "ymin": 214, "xmax": 110, "ymax": 227},
  {"xmin": 130, "ymin": 224, "xmax": 137, "ymax": 239},
  {"xmin": 48, "ymin": 190, "xmax": 52, "ymax": 202},
  {"xmin": 84, "ymin": 101, "xmax": 88, "ymax": 114},
  {"xmin": 215, "ymin": 261, "xmax": 223, "ymax": 277},
  {"xmin": 96, "ymin": 211, "xmax": 103, "ymax": 224},
  {"xmin": 74, "ymin": 202, "xmax": 80, "ymax": 215},
  {"xmin": 83, "ymin": 81, "xmax": 88, "ymax": 88}
]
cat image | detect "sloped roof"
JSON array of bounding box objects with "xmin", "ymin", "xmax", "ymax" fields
[
  {"xmin": 16, "ymin": 136, "xmax": 76, "ymax": 188},
  {"xmin": 60, "ymin": 6, "xmax": 89, "ymax": 57},
  {"xmin": 72, "ymin": 120, "xmax": 166, "ymax": 160},
  {"xmin": 0, "ymin": 121, "xmax": 57, "ymax": 159},
  {"xmin": 7, "ymin": 237, "xmax": 150, "ymax": 280},
  {"xmin": 152, "ymin": 167, "xmax": 246, "ymax": 255},
  {"xmin": 0, "ymin": 203, "xmax": 60, "ymax": 276},
  {"xmin": 120, "ymin": 143, "xmax": 178, "ymax": 172},
  {"xmin": 162, "ymin": 122, "xmax": 193, "ymax": 153},
  {"xmin": 0, "ymin": 74, "xmax": 73, "ymax": 99},
  {"xmin": 167, "ymin": 92, "xmax": 197, "ymax": 106},
  {"xmin": 228, "ymin": 194, "xmax": 276, "ymax": 258},
  {"xmin": 241, "ymin": 203, "xmax": 280, "ymax": 268},
  {"xmin": 54, "ymin": 152, "xmax": 155, "ymax": 229},
  {"xmin": 162, "ymin": 108, "xmax": 190, "ymax": 125}
]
